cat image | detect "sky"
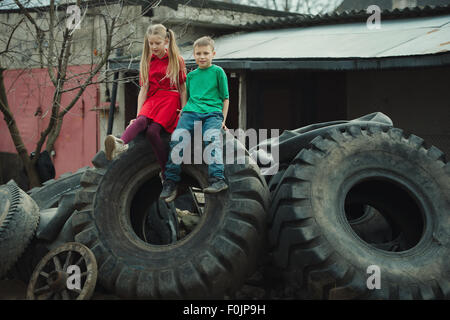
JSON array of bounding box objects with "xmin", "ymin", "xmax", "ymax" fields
[
  {"xmin": 1, "ymin": 0, "xmax": 75, "ymax": 10},
  {"xmin": 0, "ymin": 0, "xmax": 345, "ymax": 14}
]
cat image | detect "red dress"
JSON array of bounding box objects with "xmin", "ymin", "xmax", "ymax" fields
[{"xmin": 138, "ymin": 52, "xmax": 186, "ymax": 133}]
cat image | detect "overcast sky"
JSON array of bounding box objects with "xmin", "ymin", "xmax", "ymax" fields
[{"xmin": 1, "ymin": 0, "xmax": 345, "ymax": 14}]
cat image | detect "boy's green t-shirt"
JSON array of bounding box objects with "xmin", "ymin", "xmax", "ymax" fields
[{"xmin": 182, "ymin": 64, "xmax": 229, "ymax": 113}]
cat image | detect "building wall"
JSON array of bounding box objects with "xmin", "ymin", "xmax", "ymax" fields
[
  {"xmin": 346, "ymin": 66, "xmax": 450, "ymax": 157},
  {"xmin": 240, "ymin": 66, "xmax": 449, "ymax": 161},
  {"xmin": 0, "ymin": 66, "xmax": 99, "ymax": 179},
  {"xmin": 245, "ymin": 70, "xmax": 347, "ymax": 131},
  {"xmin": 1, "ymin": 2, "xmax": 286, "ymax": 180}
]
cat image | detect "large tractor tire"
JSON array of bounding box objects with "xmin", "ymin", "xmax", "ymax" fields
[
  {"xmin": 28, "ymin": 166, "xmax": 90, "ymax": 210},
  {"xmin": 7, "ymin": 167, "xmax": 90, "ymax": 283},
  {"xmin": 0, "ymin": 180, "xmax": 40, "ymax": 278},
  {"xmin": 72, "ymin": 132, "xmax": 269, "ymax": 299},
  {"xmin": 269, "ymin": 125, "xmax": 450, "ymax": 299}
]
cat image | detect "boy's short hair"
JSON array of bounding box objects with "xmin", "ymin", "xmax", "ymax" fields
[{"xmin": 193, "ymin": 36, "xmax": 215, "ymax": 51}]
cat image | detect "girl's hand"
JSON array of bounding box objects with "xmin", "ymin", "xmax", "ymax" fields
[
  {"xmin": 222, "ymin": 121, "xmax": 228, "ymax": 130},
  {"xmin": 127, "ymin": 118, "xmax": 136, "ymax": 129}
]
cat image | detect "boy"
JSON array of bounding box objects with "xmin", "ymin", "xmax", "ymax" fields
[{"xmin": 160, "ymin": 36, "xmax": 229, "ymax": 202}]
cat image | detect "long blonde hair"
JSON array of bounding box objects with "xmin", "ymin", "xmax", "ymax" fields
[{"xmin": 139, "ymin": 24, "xmax": 183, "ymax": 88}]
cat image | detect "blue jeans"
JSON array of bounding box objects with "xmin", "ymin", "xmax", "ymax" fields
[{"xmin": 165, "ymin": 111, "xmax": 224, "ymax": 182}]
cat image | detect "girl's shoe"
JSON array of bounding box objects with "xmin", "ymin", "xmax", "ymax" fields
[{"xmin": 105, "ymin": 135, "xmax": 128, "ymax": 161}]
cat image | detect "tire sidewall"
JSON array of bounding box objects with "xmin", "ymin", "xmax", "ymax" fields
[
  {"xmin": 78, "ymin": 133, "xmax": 268, "ymax": 298},
  {"xmin": 94, "ymin": 143, "xmax": 230, "ymax": 269},
  {"xmin": 308, "ymin": 130, "xmax": 449, "ymax": 286}
]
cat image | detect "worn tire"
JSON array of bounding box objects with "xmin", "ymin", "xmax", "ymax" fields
[
  {"xmin": 72, "ymin": 132, "xmax": 269, "ymax": 299},
  {"xmin": 28, "ymin": 167, "xmax": 90, "ymax": 209},
  {"xmin": 0, "ymin": 180, "xmax": 40, "ymax": 278},
  {"xmin": 267, "ymin": 165, "xmax": 289, "ymax": 194},
  {"xmin": 269, "ymin": 125, "xmax": 450, "ymax": 299},
  {"xmin": 269, "ymin": 166, "xmax": 392, "ymax": 254},
  {"xmin": 8, "ymin": 167, "xmax": 89, "ymax": 282}
]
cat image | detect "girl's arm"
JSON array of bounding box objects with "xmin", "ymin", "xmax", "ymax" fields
[
  {"xmin": 127, "ymin": 83, "xmax": 148, "ymax": 128},
  {"xmin": 179, "ymin": 82, "xmax": 187, "ymax": 110},
  {"xmin": 222, "ymin": 99, "xmax": 229, "ymax": 130},
  {"xmin": 137, "ymin": 83, "xmax": 149, "ymax": 115}
]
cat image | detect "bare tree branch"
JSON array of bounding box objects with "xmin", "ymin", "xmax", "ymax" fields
[
  {"xmin": 58, "ymin": 9, "xmax": 115, "ymax": 119},
  {"xmin": 0, "ymin": 17, "xmax": 25, "ymax": 56},
  {"xmin": 1, "ymin": 0, "xmax": 162, "ymax": 187}
]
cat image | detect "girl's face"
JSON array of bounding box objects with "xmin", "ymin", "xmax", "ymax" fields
[{"xmin": 148, "ymin": 34, "xmax": 168, "ymax": 58}]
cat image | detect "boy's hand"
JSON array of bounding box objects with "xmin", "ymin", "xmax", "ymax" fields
[{"xmin": 222, "ymin": 121, "xmax": 228, "ymax": 130}]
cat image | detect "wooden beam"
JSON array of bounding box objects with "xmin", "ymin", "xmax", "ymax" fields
[{"xmin": 238, "ymin": 71, "xmax": 247, "ymax": 131}]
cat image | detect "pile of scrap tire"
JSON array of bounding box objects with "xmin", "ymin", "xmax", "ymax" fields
[
  {"xmin": 0, "ymin": 112, "xmax": 448, "ymax": 300},
  {"xmin": 256, "ymin": 112, "xmax": 450, "ymax": 299},
  {"xmin": 72, "ymin": 130, "xmax": 269, "ymax": 299},
  {"xmin": 1, "ymin": 167, "xmax": 90, "ymax": 289}
]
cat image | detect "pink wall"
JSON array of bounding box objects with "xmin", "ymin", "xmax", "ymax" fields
[{"xmin": 0, "ymin": 66, "xmax": 99, "ymax": 178}]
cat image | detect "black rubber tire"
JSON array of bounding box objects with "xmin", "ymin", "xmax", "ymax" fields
[
  {"xmin": 0, "ymin": 180, "xmax": 40, "ymax": 278},
  {"xmin": 72, "ymin": 133, "xmax": 269, "ymax": 299},
  {"xmin": 270, "ymin": 169, "xmax": 393, "ymax": 249},
  {"xmin": 269, "ymin": 125, "xmax": 450, "ymax": 299},
  {"xmin": 267, "ymin": 164, "xmax": 288, "ymax": 194},
  {"xmin": 7, "ymin": 169, "xmax": 88, "ymax": 283},
  {"xmin": 269, "ymin": 168, "xmax": 392, "ymax": 253},
  {"xmin": 143, "ymin": 199, "xmax": 179, "ymax": 245},
  {"xmin": 344, "ymin": 198, "xmax": 393, "ymax": 245},
  {"xmin": 28, "ymin": 166, "xmax": 90, "ymax": 209}
]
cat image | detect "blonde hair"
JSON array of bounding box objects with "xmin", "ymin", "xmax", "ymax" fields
[
  {"xmin": 193, "ymin": 36, "xmax": 215, "ymax": 51},
  {"xmin": 139, "ymin": 24, "xmax": 183, "ymax": 88}
]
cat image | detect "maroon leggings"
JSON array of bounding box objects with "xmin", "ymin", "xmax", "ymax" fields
[{"xmin": 121, "ymin": 115, "xmax": 168, "ymax": 174}]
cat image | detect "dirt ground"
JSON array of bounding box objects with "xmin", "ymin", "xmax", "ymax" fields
[
  {"xmin": 0, "ymin": 280, "xmax": 27, "ymax": 299},
  {"xmin": 0, "ymin": 279, "xmax": 121, "ymax": 300}
]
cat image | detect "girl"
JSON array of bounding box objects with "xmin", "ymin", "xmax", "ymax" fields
[{"xmin": 105, "ymin": 24, "xmax": 187, "ymax": 181}]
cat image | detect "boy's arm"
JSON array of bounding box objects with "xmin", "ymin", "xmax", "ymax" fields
[
  {"xmin": 222, "ymin": 99, "xmax": 229, "ymax": 130},
  {"xmin": 218, "ymin": 68, "xmax": 229, "ymax": 129}
]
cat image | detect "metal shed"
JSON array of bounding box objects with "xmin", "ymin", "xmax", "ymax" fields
[
  {"xmin": 182, "ymin": 12, "xmax": 450, "ymax": 69},
  {"xmin": 110, "ymin": 5, "xmax": 450, "ymax": 156}
]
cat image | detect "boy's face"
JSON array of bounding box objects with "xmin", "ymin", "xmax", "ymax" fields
[{"xmin": 194, "ymin": 45, "xmax": 215, "ymax": 69}]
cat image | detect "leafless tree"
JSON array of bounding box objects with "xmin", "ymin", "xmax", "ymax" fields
[{"xmin": 0, "ymin": 0, "xmax": 157, "ymax": 187}]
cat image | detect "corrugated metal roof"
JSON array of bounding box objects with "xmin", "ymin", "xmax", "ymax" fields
[
  {"xmin": 108, "ymin": 5, "xmax": 450, "ymax": 71},
  {"xmin": 242, "ymin": 4, "xmax": 450, "ymax": 31},
  {"xmin": 180, "ymin": 13, "xmax": 450, "ymax": 64}
]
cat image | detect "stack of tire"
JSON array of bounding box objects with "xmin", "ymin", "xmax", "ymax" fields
[
  {"xmin": 2, "ymin": 112, "xmax": 448, "ymax": 300},
  {"xmin": 0, "ymin": 180, "xmax": 40, "ymax": 280},
  {"xmin": 1, "ymin": 131, "xmax": 270, "ymax": 300},
  {"xmin": 260, "ymin": 113, "xmax": 450, "ymax": 299},
  {"xmin": 1, "ymin": 167, "xmax": 90, "ymax": 283},
  {"xmin": 71, "ymin": 131, "xmax": 270, "ymax": 299}
]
